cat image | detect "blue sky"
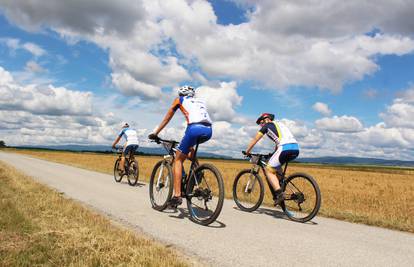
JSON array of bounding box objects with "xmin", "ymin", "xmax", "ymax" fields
[{"xmin": 0, "ymin": 0, "xmax": 414, "ymax": 160}]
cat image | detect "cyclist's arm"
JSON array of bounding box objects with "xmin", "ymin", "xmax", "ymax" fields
[
  {"xmin": 154, "ymin": 107, "xmax": 176, "ymax": 135},
  {"xmin": 245, "ymin": 132, "xmax": 264, "ymax": 154},
  {"xmin": 112, "ymin": 135, "xmax": 121, "ymax": 148}
]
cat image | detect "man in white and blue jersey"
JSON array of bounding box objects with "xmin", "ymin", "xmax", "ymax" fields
[
  {"xmin": 112, "ymin": 122, "xmax": 139, "ymax": 173},
  {"xmin": 148, "ymin": 85, "xmax": 212, "ymax": 207}
]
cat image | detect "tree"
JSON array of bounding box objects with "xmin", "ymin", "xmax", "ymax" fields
[{"xmin": 0, "ymin": 140, "xmax": 5, "ymax": 147}]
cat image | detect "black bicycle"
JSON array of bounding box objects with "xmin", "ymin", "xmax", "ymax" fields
[
  {"xmin": 113, "ymin": 146, "xmax": 139, "ymax": 186},
  {"xmin": 233, "ymin": 151, "xmax": 321, "ymax": 222},
  {"xmin": 148, "ymin": 136, "xmax": 225, "ymax": 226}
]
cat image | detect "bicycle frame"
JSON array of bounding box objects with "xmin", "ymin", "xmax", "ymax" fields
[
  {"xmin": 248, "ymin": 153, "xmax": 289, "ymax": 197},
  {"xmin": 153, "ymin": 138, "xmax": 202, "ymax": 198}
]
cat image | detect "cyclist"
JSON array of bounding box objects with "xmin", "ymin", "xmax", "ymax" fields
[
  {"xmin": 245, "ymin": 113, "xmax": 300, "ymax": 206},
  {"xmin": 148, "ymin": 85, "xmax": 212, "ymax": 207},
  {"xmin": 112, "ymin": 122, "xmax": 139, "ymax": 174}
]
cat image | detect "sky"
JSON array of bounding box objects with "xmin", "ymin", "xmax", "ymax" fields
[{"xmin": 0, "ymin": 0, "xmax": 414, "ymax": 160}]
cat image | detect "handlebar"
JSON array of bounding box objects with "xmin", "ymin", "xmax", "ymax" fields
[
  {"xmin": 242, "ymin": 151, "xmax": 272, "ymax": 158},
  {"xmin": 112, "ymin": 146, "xmax": 123, "ymax": 153},
  {"xmin": 149, "ymin": 135, "xmax": 179, "ymax": 145}
]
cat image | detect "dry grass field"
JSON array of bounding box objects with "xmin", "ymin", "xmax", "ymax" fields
[
  {"xmin": 0, "ymin": 161, "xmax": 192, "ymax": 266},
  {"xmin": 7, "ymin": 148, "xmax": 414, "ymax": 233}
]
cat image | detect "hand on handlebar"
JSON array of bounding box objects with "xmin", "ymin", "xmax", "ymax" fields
[
  {"xmin": 242, "ymin": 150, "xmax": 251, "ymax": 157},
  {"xmin": 148, "ymin": 133, "xmax": 161, "ymax": 143},
  {"xmin": 148, "ymin": 133, "xmax": 158, "ymax": 140}
]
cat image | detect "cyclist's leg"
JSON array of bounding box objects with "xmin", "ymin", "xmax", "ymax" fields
[
  {"xmin": 266, "ymin": 147, "xmax": 283, "ymax": 192},
  {"xmin": 175, "ymin": 124, "xmax": 211, "ymax": 197},
  {"xmin": 129, "ymin": 144, "xmax": 138, "ymax": 160},
  {"xmin": 120, "ymin": 145, "xmax": 129, "ymax": 172},
  {"xmin": 173, "ymin": 151, "xmax": 186, "ymax": 198},
  {"xmin": 175, "ymin": 127, "xmax": 193, "ymax": 199}
]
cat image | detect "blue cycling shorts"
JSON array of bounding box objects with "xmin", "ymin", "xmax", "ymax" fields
[
  {"xmin": 177, "ymin": 123, "xmax": 212, "ymax": 155},
  {"xmin": 123, "ymin": 144, "xmax": 138, "ymax": 155}
]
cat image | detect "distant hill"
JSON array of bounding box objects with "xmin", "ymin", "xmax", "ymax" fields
[
  {"xmin": 298, "ymin": 156, "xmax": 414, "ymax": 167},
  {"xmin": 13, "ymin": 145, "xmax": 232, "ymax": 159}
]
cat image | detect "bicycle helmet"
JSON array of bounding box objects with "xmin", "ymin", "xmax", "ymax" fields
[
  {"xmin": 178, "ymin": 85, "xmax": 195, "ymax": 97},
  {"xmin": 256, "ymin": 113, "xmax": 275, "ymax": 125},
  {"xmin": 121, "ymin": 122, "xmax": 129, "ymax": 128}
]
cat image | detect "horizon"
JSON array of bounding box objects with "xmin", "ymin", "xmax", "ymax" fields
[
  {"xmin": 1, "ymin": 0, "xmax": 413, "ymax": 160},
  {"xmin": 6, "ymin": 143, "xmax": 414, "ymax": 166}
]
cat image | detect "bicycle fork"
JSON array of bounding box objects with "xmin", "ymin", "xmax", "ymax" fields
[
  {"xmin": 156, "ymin": 161, "xmax": 169, "ymax": 191},
  {"xmin": 244, "ymin": 167, "xmax": 259, "ymax": 193}
]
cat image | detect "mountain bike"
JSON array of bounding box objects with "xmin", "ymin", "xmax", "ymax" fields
[
  {"xmin": 148, "ymin": 136, "xmax": 225, "ymax": 226},
  {"xmin": 233, "ymin": 151, "xmax": 321, "ymax": 222},
  {"xmin": 113, "ymin": 146, "xmax": 139, "ymax": 186}
]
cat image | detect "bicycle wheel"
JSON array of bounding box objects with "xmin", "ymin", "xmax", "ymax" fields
[
  {"xmin": 127, "ymin": 159, "xmax": 139, "ymax": 186},
  {"xmin": 186, "ymin": 163, "xmax": 224, "ymax": 226},
  {"xmin": 149, "ymin": 160, "xmax": 173, "ymax": 211},
  {"xmin": 113, "ymin": 159, "xmax": 123, "ymax": 183},
  {"xmin": 281, "ymin": 172, "xmax": 321, "ymax": 222},
  {"xmin": 233, "ymin": 169, "xmax": 264, "ymax": 212}
]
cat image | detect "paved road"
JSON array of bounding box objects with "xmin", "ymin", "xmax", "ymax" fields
[{"xmin": 1, "ymin": 152, "xmax": 413, "ymax": 266}]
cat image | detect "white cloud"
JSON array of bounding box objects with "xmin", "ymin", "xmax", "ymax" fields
[
  {"xmin": 0, "ymin": 66, "xmax": 92, "ymax": 115},
  {"xmin": 381, "ymin": 103, "xmax": 414, "ymax": 129},
  {"xmin": 0, "ymin": 66, "xmax": 123, "ymax": 146},
  {"xmin": 315, "ymin": 115, "xmax": 364, "ymax": 133},
  {"xmin": 396, "ymin": 87, "xmax": 414, "ymax": 103},
  {"xmin": 196, "ymin": 81, "xmax": 244, "ymax": 123},
  {"xmin": 0, "ymin": 38, "xmax": 45, "ymax": 57},
  {"xmin": 1, "ymin": 0, "xmax": 414, "ymax": 160},
  {"xmin": 357, "ymin": 123, "xmax": 410, "ymax": 148},
  {"xmin": 0, "ymin": 0, "xmax": 146, "ymax": 35},
  {"xmin": 111, "ymin": 72, "xmax": 162, "ymax": 99},
  {"xmin": 380, "ymin": 87, "xmax": 414, "ymax": 129},
  {"xmin": 2, "ymin": 0, "xmax": 414, "ymax": 96},
  {"xmin": 22, "ymin": 42, "xmax": 45, "ymax": 57},
  {"xmin": 2, "ymin": 37, "xmax": 19, "ymax": 50},
  {"xmin": 312, "ymin": 102, "xmax": 331, "ymax": 116},
  {"xmin": 24, "ymin": 60, "xmax": 45, "ymax": 73}
]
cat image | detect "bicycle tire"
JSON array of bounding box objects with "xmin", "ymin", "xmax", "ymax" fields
[
  {"xmin": 113, "ymin": 158, "xmax": 123, "ymax": 183},
  {"xmin": 186, "ymin": 163, "xmax": 224, "ymax": 226},
  {"xmin": 149, "ymin": 160, "xmax": 173, "ymax": 211},
  {"xmin": 127, "ymin": 159, "xmax": 139, "ymax": 186},
  {"xmin": 281, "ymin": 172, "xmax": 321, "ymax": 223},
  {"xmin": 233, "ymin": 169, "xmax": 264, "ymax": 212}
]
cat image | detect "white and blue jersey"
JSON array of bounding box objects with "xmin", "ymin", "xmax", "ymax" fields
[
  {"xmin": 170, "ymin": 95, "xmax": 213, "ymax": 154},
  {"xmin": 118, "ymin": 127, "xmax": 139, "ymax": 147}
]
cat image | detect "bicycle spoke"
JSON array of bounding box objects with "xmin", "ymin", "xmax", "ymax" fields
[
  {"xmin": 233, "ymin": 170, "xmax": 264, "ymax": 212},
  {"xmin": 150, "ymin": 161, "xmax": 173, "ymax": 211},
  {"xmin": 282, "ymin": 174, "xmax": 320, "ymax": 222},
  {"xmin": 187, "ymin": 164, "xmax": 224, "ymax": 225}
]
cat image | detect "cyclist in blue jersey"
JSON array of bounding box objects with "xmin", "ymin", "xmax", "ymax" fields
[
  {"xmin": 148, "ymin": 86, "xmax": 213, "ymax": 207},
  {"xmin": 112, "ymin": 122, "xmax": 139, "ymax": 174},
  {"xmin": 245, "ymin": 113, "xmax": 300, "ymax": 206}
]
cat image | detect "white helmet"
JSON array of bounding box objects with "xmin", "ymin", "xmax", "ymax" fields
[
  {"xmin": 121, "ymin": 122, "xmax": 129, "ymax": 128},
  {"xmin": 178, "ymin": 85, "xmax": 195, "ymax": 97}
]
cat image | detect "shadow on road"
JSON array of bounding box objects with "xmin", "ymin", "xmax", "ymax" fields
[
  {"xmin": 166, "ymin": 207, "xmax": 226, "ymax": 228},
  {"xmin": 119, "ymin": 181, "xmax": 146, "ymax": 187},
  {"xmin": 233, "ymin": 206, "xmax": 318, "ymax": 226}
]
